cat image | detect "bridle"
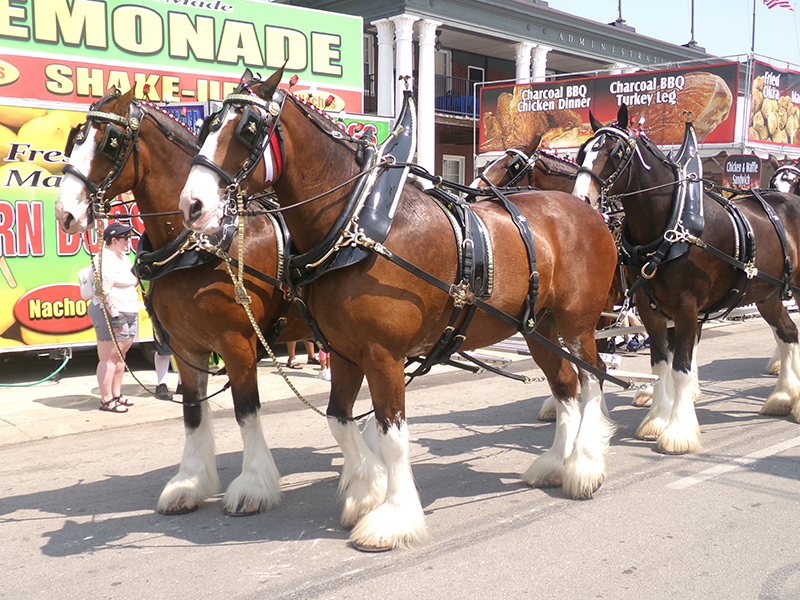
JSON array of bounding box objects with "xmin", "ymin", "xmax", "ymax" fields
[
  {"xmin": 191, "ymin": 83, "xmax": 287, "ymax": 203},
  {"xmin": 770, "ymin": 164, "xmax": 800, "ymax": 194},
  {"xmin": 496, "ymin": 148, "xmax": 537, "ymax": 187},
  {"xmin": 63, "ymin": 91, "xmax": 145, "ymax": 220},
  {"xmin": 576, "ymin": 123, "xmax": 639, "ymax": 197}
]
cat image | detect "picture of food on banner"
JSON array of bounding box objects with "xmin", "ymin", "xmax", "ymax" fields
[
  {"xmin": 479, "ymin": 84, "xmax": 593, "ymax": 153},
  {"xmin": 627, "ymin": 71, "xmax": 733, "ymax": 145},
  {"xmin": 748, "ymin": 62, "xmax": 800, "ymax": 146}
]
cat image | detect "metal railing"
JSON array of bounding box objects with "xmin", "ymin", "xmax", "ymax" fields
[{"xmin": 361, "ymin": 73, "xmax": 479, "ymax": 117}]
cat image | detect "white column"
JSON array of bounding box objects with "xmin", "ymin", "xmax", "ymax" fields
[
  {"xmin": 390, "ymin": 14, "xmax": 419, "ymax": 117},
  {"xmin": 513, "ymin": 42, "xmax": 534, "ymax": 84},
  {"xmin": 531, "ymin": 45, "xmax": 551, "ymax": 82},
  {"xmin": 372, "ymin": 18, "xmax": 395, "ymax": 118},
  {"xmin": 607, "ymin": 62, "xmax": 628, "ymax": 75},
  {"xmin": 416, "ymin": 19, "xmax": 440, "ymax": 177}
]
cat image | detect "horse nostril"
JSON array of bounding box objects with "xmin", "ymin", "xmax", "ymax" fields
[{"xmin": 188, "ymin": 199, "xmax": 204, "ymax": 222}]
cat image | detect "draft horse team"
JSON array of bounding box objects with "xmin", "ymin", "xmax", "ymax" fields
[{"xmin": 55, "ymin": 67, "xmax": 800, "ymax": 552}]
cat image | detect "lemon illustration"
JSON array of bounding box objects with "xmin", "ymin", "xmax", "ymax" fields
[
  {"xmin": 0, "ymin": 106, "xmax": 47, "ymax": 131},
  {"xmin": 0, "ymin": 123, "xmax": 16, "ymax": 163},
  {"xmin": 16, "ymin": 113, "xmax": 71, "ymax": 173}
]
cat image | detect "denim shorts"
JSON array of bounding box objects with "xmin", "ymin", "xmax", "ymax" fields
[{"xmin": 88, "ymin": 303, "xmax": 138, "ymax": 342}]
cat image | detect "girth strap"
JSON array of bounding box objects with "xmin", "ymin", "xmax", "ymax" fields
[
  {"xmin": 748, "ymin": 189, "xmax": 794, "ymax": 300},
  {"xmin": 479, "ymin": 176, "xmax": 539, "ymax": 334}
]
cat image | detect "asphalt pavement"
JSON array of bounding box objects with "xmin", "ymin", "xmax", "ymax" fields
[{"xmin": 3, "ymin": 316, "xmax": 800, "ymax": 600}]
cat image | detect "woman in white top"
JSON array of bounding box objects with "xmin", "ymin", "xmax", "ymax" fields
[{"xmin": 87, "ymin": 222, "xmax": 140, "ymax": 413}]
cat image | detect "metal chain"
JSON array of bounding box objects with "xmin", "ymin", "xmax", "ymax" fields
[{"xmin": 223, "ymin": 189, "xmax": 329, "ymax": 418}]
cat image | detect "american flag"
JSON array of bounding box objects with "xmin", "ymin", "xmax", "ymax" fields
[{"xmin": 764, "ymin": 0, "xmax": 793, "ymax": 9}]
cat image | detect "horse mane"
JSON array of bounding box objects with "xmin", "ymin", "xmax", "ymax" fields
[{"xmin": 283, "ymin": 90, "xmax": 361, "ymax": 150}]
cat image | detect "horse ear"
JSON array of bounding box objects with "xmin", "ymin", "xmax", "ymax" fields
[
  {"xmin": 589, "ymin": 111, "xmax": 603, "ymax": 132},
  {"xmin": 254, "ymin": 64, "xmax": 286, "ymax": 101},
  {"xmin": 119, "ymin": 87, "xmax": 135, "ymax": 104},
  {"xmin": 617, "ymin": 104, "xmax": 629, "ymax": 129},
  {"xmin": 769, "ymin": 155, "xmax": 781, "ymax": 169},
  {"xmin": 525, "ymin": 134, "xmax": 542, "ymax": 155}
]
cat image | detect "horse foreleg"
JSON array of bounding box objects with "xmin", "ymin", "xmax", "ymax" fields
[
  {"xmin": 327, "ymin": 356, "xmax": 387, "ymax": 530},
  {"xmin": 561, "ymin": 329, "xmax": 616, "ymax": 500},
  {"xmin": 656, "ymin": 316, "xmax": 702, "ymax": 455},
  {"xmin": 223, "ymin": 358, "xmax": 281, "ymax": 516},
  {"xmin": 635, "ymin": 309, "xmax": 674, "ymax": 440},
  {"xmin": 760, "ymin": 301, "xmax": 800, "ymax": 416},
  {"xmin": 348, "ymin": 350, "xmax": 426, "ymax": 551},
  {"xmin": 158, "ymin": 362, "xmax": 219, "ymax": 514}
]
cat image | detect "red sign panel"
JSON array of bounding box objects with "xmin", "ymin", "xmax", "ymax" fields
[{"xmin": 479, "ymin": 62, "xmax": 740, "ymax": 153}]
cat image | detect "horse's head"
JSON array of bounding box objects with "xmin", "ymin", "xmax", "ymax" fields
[
  {"xmin": 770, "ymin": 159, "xmax": 800, "ymax": 195},
  {"xmin": 54, "ymin": 87, "xmax": 143, "ymax": 234},
  {"xmin": 572, "ymin": 104, "xmax": 637, "ymax": 207},
  {"xmin": 471, "ymin": 135, "xmax": 541, "ymax": 190},
  {"xmin": 180, "ymin": 67, "xmax": 284, "ymax": 232}
]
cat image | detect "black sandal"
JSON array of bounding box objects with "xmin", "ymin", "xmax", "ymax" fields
[
  {"xmin": 286, "ymin": 359, "xmax": 302, "ymax": 369},
  {"xmin": 100, "ymin": 397, "xmax": 129, "ymax": 413},
  {"xmin": 117, "ymin": 396, "xmax": 134, "ymax": 406}
]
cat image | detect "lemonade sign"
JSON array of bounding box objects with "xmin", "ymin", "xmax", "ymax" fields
[{"xmin": 0, "ymin": 0, "xmax": 363, "ymax": 353}]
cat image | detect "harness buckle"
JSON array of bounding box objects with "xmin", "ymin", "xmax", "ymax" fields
[
  {"xmin": 641, "ymin": 261, "xmax": 658, "ymax": 280},
  {"xmin": 449, "ymin": 281, "xmax": 474, "ymax": 307},
  {"xmin": 744, "ymin": 262, "xmax": 759, "ymax": 279}
]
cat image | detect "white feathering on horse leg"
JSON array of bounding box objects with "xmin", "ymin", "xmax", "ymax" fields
[
  {"xmin": 521, "ymin": 397, "xmax": 580, "ymax": 488},
  {"xmin": 223, "ymin": 412, "xmax": 282, "ymax": 515},
  {"xmin": 656, "ymin": 369, "xmax": 703, "ymax": 455},
  {"xmin": 349, "ymin": 422, "xmax": 427, "ymax": 551},
  {"xmin": 538, "ymin": 394, "xmax": 557, "ymax": 421},
  {"xmin": 328, "ymin": 419, "xmax": 387, "ymax": 529},
  {"xmin": 636, "ymin": 360, "xmax": 673, "ymax": 440},
  {"xmin": 158, "ymin": 402, "xmax": 219, "ymax": 514},
  {"xmin": 563, "ymin": 377, "xmax": 615, "ymax": 500},
  {"xmin": 763, "ymin": 338, "xmax": 800, "ymax": 416}
]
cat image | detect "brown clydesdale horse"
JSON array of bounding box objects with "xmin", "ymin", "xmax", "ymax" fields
[
  {"xmin": 473, "ymin": 140, "xmax": 658, "ymax": 410},
  {"xmin": 179, "ymin": 68, "xmax": 621, "ymax": 550},
  {"xmin": 573, "ymin": 104, "xmax": 800, "ymax": 455},
  {"xmin": 54, "ymin": 88, "xmax": 312, "ymax": 517}
]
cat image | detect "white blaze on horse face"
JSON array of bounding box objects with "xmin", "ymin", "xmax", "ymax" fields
[
  {"xmin": 54, "ymin": 125, "xmax": 100, "ymax": 233},
  {"xmin": 179, "ymin": 110, "xmax": 236, "ymax": 232},
  {"xmin": 572, "ymin": 142, "xmax": 601, "ymax": 204},
  {"xmin": 773, "ymin": 172, "xmax": 792, "ymax": 193}
]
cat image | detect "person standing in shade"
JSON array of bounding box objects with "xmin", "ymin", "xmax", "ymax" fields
[{"xmin": 88, "ymin": 222, "xmax": 140, "ymax": 413}]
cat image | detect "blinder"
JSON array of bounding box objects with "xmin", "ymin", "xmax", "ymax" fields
[
  {"xmin": 234, "ymin": 104, "xmax": 268, "ymax": 149},
  {"xmin": 505, "ymin": 152, "xmax": 526, "ymax": 180},
  {"xmin": 65, "ymin": 122, "xmax": 88, "ymax": 156},
  {"xmin": 198, "ymin": 108, "xmax": 223, "ymax": 145},
  {"xmin": 99, "ymin": 123, "xmax": 127, "ymax": 162}
]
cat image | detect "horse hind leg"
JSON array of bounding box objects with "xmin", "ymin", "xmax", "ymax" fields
[
  {"xmin": 158, "ymin": 360, "xmax": 219, "ymax": 515},
  {"xmin": 223, "ymin": 357, "xmax": 282, "ymax": 516},
  {"xmin": 520, "ymin": 324, "xmax": 582, "ymax": 490},
  {"xmin": 759, "ymin": 300, "xmax": 800, "ymax": 416},
  {"xmin": 327, "ymin": 356, "xmax": 387, "ymax": 531}
]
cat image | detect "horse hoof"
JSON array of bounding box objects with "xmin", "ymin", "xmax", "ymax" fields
[
  {"xmin": 159, "ymin": 503, "xmax": 198, "ymax": 515},
  {"xmin": 224, "ymin": 502, "xmax": 262, "ymax": 517},
  {"xmin": 631, "ymin": 392, "xmax": 653, "ymax": 407},
  {"xmin": 352, "ymin": 540, "xmax": 394, "ymax": 553},
  {"xmin": 525, "ymin": 475, "xmax": 563, "ymax": 488}
]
